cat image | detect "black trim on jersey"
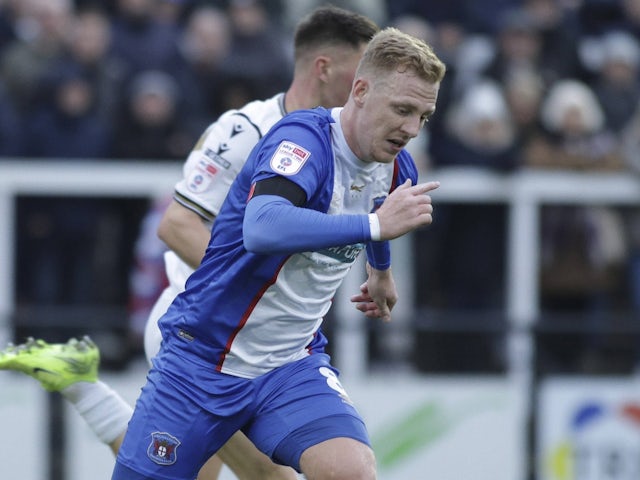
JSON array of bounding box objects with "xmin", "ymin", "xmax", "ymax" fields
[
  {"xmin": 229, "ymin": 93, "xmax": 286, "ymax": 138},
  {"xmin": 231, "ymin": 112, "xmax": 264, "ymax": 138},
  {"xmin": 173, "ymin": 191, "xmax": 216, "ymax": 223},
  {"xmin": 252, "ymin": 177, "xmax": 307, "ymax": 207}
]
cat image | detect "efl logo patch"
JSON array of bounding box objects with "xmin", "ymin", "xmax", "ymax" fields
[
  {"xmin": 269, "ymin": 141, "xmax": 310, "ymax": 176},
  {"xmin": 187, "ymin": 156, "xmax": 220, "ymax": 193},
  {"xmin": 147, "ymin": 431, "xmax": 181, "ymax": 465}
]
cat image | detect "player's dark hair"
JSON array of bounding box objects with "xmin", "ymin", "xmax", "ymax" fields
[{"xmin": 293, "ymin": 5, "xmax": 379, "ymax": 60}]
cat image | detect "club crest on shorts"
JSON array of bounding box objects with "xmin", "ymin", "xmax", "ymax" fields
[
  {"xmin": 147, "ymin": 431, "xmax": 181, "ymax": 465},
  {"xmin": 269, "ymin": 141, "xmax": 310, "ymax": 176}
]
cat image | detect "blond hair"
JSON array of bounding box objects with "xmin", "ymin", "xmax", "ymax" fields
[{"xmin": 356, "ymin": 27, "xmax": 446, "ymax": 84}]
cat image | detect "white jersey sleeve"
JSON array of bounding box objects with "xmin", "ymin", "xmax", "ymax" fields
[
  {"xmin": 174, "ymin": 93, "xmax": 287, "ymax": 222},
  {"xmin": 161, "ymin": 93, "xmax": 287, "ymax": 294}
]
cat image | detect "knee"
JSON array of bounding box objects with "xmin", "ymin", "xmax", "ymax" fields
[
  {"xmin": 300, "ymin": 438, "xmax": 376, "ymax": 480},
  {"xmin": 316, "ymin": 456, "xmax": 376, "ymax": 480},
  {"xmin": 337, "ymin": 447, "xmax": 376, "ymax": 480}
]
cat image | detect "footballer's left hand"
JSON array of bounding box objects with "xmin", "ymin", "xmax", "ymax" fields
[{"xmin": 350, "ymin": 265, "xmax": 397, "ymax": 322}]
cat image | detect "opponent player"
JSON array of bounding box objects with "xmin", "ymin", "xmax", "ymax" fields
[
  {"xmin": 112, "ymin": 27, "xmax": 445, "ymax": 480},
  {"xmin": 0, "ymin": 6, "xmax": 380, "ymax": 480}
]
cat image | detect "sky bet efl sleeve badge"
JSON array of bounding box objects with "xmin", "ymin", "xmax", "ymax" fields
[
  {"xmin": 186, "ymin": 156, "xmax": 219, "ymax": 193},
  {"xmin": 269, "ymin": 141, "xmax": 310, "ymax": 176},
  {"xmin": 147, "ymin": 431, "xmax": 181, "ymax": 465}
]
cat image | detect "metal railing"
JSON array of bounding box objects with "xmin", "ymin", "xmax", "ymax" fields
[{"xmin": 2, "ymin": 160, "xmax": 639, "ymax": 375}]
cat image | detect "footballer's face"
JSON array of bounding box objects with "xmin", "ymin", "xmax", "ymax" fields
[{"xmin": 351, "ymin": 69, "xmax": 438, "ymax": 164}]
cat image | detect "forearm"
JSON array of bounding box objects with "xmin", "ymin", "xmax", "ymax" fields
[
  {"xmin": 157, "ymin": 201, "xmax": 210, "ymax": 269},
  {"xmin": 164, "ymin": 227, "xmax": 210, "ymax": 269},
  {"xmin": 243, "ymin": 195, "xmax": 371, "ymax": 253},
  {"xmin": 366, "ymin": 240, "xmax": 391, "ymax": 271}
]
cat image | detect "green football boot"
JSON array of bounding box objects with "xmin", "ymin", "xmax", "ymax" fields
[{"xmin": 0, "ymin": 336, "xmax": 99, "ymax": 391}]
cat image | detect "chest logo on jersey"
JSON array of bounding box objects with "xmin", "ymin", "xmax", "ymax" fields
[
  {"xmin": 318, "ymin": 243, "xmax": 364, "ymax": 263},
  {"xmin": 270, "ymin": 141, "xmax": 310, "ymax": 176},
  {"xmin": 204, "ymin": 147, "xmax": 231, "ymax": 169},
  {"xmin": 231, "ymin": 123, "xmax": 244, "ymax": 137}
]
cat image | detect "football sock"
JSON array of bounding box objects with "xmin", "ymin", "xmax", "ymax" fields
[{"xmin": 61, "ymin": 380, "xmax": 133, "ymax": 444}]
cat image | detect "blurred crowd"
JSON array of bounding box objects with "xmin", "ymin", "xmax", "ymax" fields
[{"xmin": 4, "ymin": 0, "xmax": 640, "ymax": 371}]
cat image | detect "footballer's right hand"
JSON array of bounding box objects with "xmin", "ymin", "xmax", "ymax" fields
[{"xmin": 375, "ymin": 179, "xmax": 439, "ymax": 240}]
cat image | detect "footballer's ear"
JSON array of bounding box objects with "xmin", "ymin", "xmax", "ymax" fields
[
  {"xmin": 352, "ymin": 78, "xmax": 369, "ymax": 106},
  {"xmin": 314, "ymin": 55, "xmax": 331, "ymax": 83}
]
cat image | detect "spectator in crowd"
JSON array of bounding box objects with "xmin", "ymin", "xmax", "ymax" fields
[
  {"xmin": 58, "ymin": 6, "xmax": 128, "ymax": 126},
  {"xmin": 0, "ymin": 0, "xmax": 73, "ymax": 112},
  {"xmin": 108, "ymin": 0, "xmax": 181, "ymax": 81},
  {"xmin": 24, "ymin": 65, "xmax": 111, "ymax": 158},
  {"xmin": 503, "ymin": 69, "xmax": 546, "ymax": 152},
  {"xmin": 590, "ymin": 30, "xmax": 640, "ymax": 135},
  {"xmin": 522, "ymin": 0, "xmax": 584, "ymax": 82},
  {"xmin": 482, "ymin": 7, "xmax": 566, "ymax": 91},
  {"xmin": 221, "ymin": 0, "xmax": 291, "ymax": 101},
  {"xmin": 434, "ymin": 80, "xmax": 519, "ymax": 171},
  {"xmin": 172, "ymin": 5, "xmax": 236, "ymax": 136},
  {"xmin": 111, "ymin": 69, "xmax": 196, "ymax": 160},
  {"xmin": 525, "ymin": 79, "xmax": 623, "ymax": 171}
]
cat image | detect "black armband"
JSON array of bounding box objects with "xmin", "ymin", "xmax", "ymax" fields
[{"xmin": 252, "ymin": 177, "xmax": 307, "ymax": 207}]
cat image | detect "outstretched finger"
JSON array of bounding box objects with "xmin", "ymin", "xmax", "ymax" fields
[{"xmin": 411, "ymin": 181, "xmax": 440, "ymax": 195}]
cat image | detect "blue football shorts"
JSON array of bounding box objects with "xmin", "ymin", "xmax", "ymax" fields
[{"xmin": 112, "ymin": 348, "xmax": 370, "ymax": 480}]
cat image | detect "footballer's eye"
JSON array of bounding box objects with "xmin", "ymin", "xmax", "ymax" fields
[{"xmin": 422, "ymin": 111, "xmax": 435, "ymax": 124}]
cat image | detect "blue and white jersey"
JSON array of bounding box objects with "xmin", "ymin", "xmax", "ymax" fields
[{"xmin": 159, "ymin": 107, "xmax": 418, "ymax": 378}]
